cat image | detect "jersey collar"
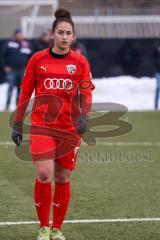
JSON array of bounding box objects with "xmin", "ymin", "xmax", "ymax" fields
[{"xmin": 49, "ymin": 48, "xmax": 70, "ymax": 59}]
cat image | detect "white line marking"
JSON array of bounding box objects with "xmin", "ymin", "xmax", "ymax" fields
[
  {"xmin": 0, "ymin": 141, "xmax": 160, "ymax": 146},
  {"xmin": 86, "ymin": 142, "xmax": 160, "ymax": 146},
  {"xmin": 0, "ymin": 141, "xmax": 14, "ymax": 146},
  {"xmin": 1, "ymin": 218, "xmax": 160, "ymax": 226}
]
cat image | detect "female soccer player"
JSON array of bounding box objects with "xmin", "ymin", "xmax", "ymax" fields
[{"xmin": 12, "ymin": 8, "xmax": 94, "ymax": 240}]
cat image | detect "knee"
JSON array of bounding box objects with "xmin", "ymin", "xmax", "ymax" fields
[
  {"xmin": 54, "ymin": 172, "xmax": 70, "ymax": 183},
  {"xmin": 37, "ymin": 168, "xmax": 52, "ymax": 183}
]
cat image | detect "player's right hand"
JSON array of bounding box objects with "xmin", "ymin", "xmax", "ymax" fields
[{"xmin": 12, "ymin": 122, "xmax": 23, "ymax": 146}]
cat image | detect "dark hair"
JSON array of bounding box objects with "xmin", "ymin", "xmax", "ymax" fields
[{"xmin": 52, "ymin": 8, "xmax": 74, "ymax": 33}]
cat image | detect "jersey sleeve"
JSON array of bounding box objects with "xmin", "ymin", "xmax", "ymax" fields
[
  {"xmin": 14, "ymin": 90, "xmax": 32, "ymax": 123},
  {"xmin": 80, "ymin": 56, "xmax": 95, "ymax": 92},
  {"xmin": 79, "ymin": 56, "xmax": 95, "ymax": 114},
  {"xmin": 20, "ymin": 53, "xmax": 37, "ymax": 94}
]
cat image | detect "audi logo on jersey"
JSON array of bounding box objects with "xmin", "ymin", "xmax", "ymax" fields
[{"xmin": 44, "ymin": 78, "xmax": 73, "ymax": 90}]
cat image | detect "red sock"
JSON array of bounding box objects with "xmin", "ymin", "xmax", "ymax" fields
[
  {"xmin": 52, "ymin": 181, "xmax": 70, "ymax": 230},
  {"xmin": 34, "ymin": 179, "xmax": 52, "ymax": 227}
]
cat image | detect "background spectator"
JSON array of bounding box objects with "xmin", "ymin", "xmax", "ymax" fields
[
  {"xmin": 1, "ymin": 27, "xmax": 32, "ymax": 110},
  {"xmin": 33, "ymin": 31, "xmax": 51, "ymax": 52}
]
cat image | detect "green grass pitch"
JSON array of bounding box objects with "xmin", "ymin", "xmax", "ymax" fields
[{"xmin": 0, "ymin": 111, "xmax": 160, "ymax": 239}]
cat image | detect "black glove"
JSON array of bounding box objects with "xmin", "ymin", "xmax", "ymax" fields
[
  {"xmin": 12, "ymin": 122, "xmax": 23, "ymax": 146},
  {"xmin": 74, "ymin": 113, "xmax": 88, "ymax": 134}
]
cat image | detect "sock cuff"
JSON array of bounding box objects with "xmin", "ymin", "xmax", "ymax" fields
[
  {"xmin": 54, "ymin": 181, "xmax": 70, "ymax": 186},
  {"xmin": 36, "ymin": 178, "xmax": 52, "ymax": 186},
  {"xmin": 35, "ymin": 179, "xmax": 52, "ymax": 195}
]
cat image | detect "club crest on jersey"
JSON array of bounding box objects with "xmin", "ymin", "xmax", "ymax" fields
[{"xmin": 67, "ymin": 64, "xmax": 76, "ymax": 75}]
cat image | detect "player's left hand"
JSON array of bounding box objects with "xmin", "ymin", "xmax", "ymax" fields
[{"xmin": 74, "ymin": 113, "xmax": 88, "ymax": 134}]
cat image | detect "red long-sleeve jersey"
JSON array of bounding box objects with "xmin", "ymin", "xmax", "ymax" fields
[{"xmin": 17, "ymin": 48, "xmax": 94, "ymax": 132}]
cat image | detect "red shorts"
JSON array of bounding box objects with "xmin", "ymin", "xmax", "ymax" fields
[{"xmin": 30, "ymin": 133, "xmax": 81, "ymax": 171}]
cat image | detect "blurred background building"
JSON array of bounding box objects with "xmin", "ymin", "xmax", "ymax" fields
[
  {"xmin": 1, "ymin": 0, "xmax": 160, "ymax": 38},
  {"xmin": 0, "ymin": 0, "xmax": 160, "ymax": 110}
]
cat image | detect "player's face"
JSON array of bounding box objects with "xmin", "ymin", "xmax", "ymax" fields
[{"xmin": 52, "ymin": 21, "xmax": 75, "ymax": 51}]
